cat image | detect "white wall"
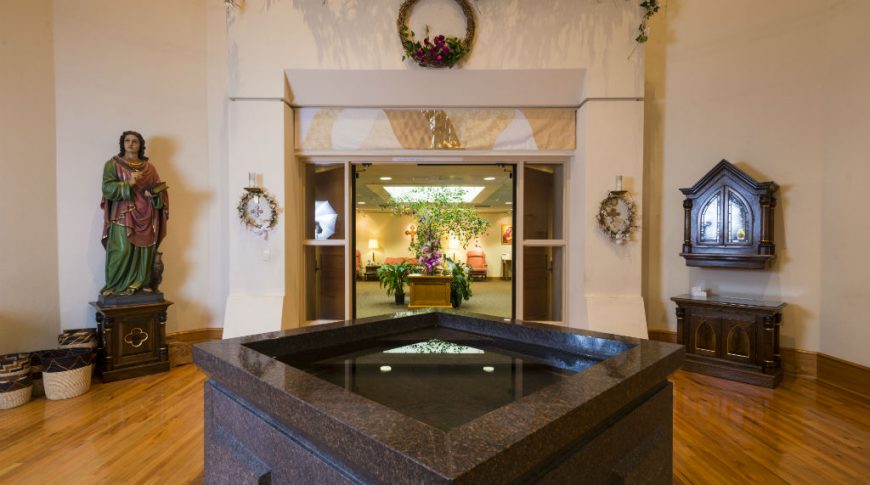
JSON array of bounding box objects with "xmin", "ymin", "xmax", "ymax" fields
[
  {"xmin": 226, "ymin": 0, "xmax": 648, "ymax": 332},
  {"xmin": 52, "ymin": 0, "xmax": 221, "ymax": 333},
  {"xmin": 0, "ymin": 0, "xmax": 60, "ymax": 354},
  {"xmin": 644, "ymin": 0, "xmax": 870, "ymax": 365},
  {"xmin": 227, "ymin": 0, "xmax": 643, "ymax": 99}
]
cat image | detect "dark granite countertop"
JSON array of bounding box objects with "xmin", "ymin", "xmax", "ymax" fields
[{"xmin": 194, "ymin": 310, "xmax": 684, "ymax": 483}]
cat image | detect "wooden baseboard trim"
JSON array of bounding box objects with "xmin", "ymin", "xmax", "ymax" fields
[
  {"xmin": 780, "ymin": 348, "xmax": 817, "ymax": 378},
  {"xmin": 166, "ymin": 328, "xmax": 223, "ymax": 367},
  {"xmin": 648, "ymin": 330, "xmax": 677, "ymax": 343},
  {"xmin": 646, "ymin": 329, "xmax": 868, "ymax": 398},
  {"xmin": 818, "ymin": 353, "xmax": 870, "ymax": 400}
]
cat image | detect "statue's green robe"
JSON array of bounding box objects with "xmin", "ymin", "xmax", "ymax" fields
[{"xmin": 100, "ymin": 157, "xmax": 168, "ymax": 295}]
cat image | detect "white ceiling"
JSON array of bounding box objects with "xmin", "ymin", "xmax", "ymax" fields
[{"xmin": 355, "ymin": 164, "xmax": 514, "ymax": 211}]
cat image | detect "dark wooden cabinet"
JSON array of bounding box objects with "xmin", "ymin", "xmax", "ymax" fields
[
  {"xmin": 91, "ymin": 300, "xmax": 171, "ymax": 382},
  {"xmin": 679, "ymin": 160, "xmax": 778, "ymax": 269},
  {"xmin": 672, "ymin": 294, "xmax": 784, "ymax": 388}
]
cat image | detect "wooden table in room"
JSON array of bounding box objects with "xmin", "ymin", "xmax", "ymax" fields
[
  {"xmin": 407, "ymin": 274, "xmax": 452, "ymax": 309},
  {"xmin": 363, "ymin": 264, "xmax": 381, "ymax": 281}
]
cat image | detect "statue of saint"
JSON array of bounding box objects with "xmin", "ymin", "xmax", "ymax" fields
[{"xmin": 100, "ymin": 131, "xmax": 168, "ymax": 297}]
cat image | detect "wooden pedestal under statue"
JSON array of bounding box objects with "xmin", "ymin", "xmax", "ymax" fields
[
  {"xmin": 407, "ymin": 275, "xmax": 452, "ymax": 309},
  {"xmin": 91, "ymin": 297, "xmax": 171, "ymax": 382}
]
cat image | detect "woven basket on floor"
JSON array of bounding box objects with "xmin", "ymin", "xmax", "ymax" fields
[
  {"xmin": 0, "ymin": 353, "xmax": 31, "ymax": 375},
  {"xmin": 0, "ymin": 374, "xmax": 33, "ymax": 410},
  {"xmin": 0, "ymin": 385, "xmax": 33, "ymax": 410},
  {"xmin": 58, "ymin": 329, "xmax": 97, "ymax": 349},
  {"xmin": 43, "ymin": 364, "xmax": 93, "ymax": 400}
]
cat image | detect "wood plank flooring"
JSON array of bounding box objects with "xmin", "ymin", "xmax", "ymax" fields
[{"xmin": 1, "ymin": 365, "xmax": 867, "ymax": 484}]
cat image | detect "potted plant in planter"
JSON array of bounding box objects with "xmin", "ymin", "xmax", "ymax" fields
[
  {"xmin": 377, "ymin": 261, "xmax": 414, "ymax": 305},
  {"xmin": 444, "ymin": 258, "xmax": 472, "ymax": 308}
]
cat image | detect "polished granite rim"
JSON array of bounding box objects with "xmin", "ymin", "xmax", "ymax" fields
[{"xmin": 195, "ymin": 310, "xmax": 684, "ymax": 481}]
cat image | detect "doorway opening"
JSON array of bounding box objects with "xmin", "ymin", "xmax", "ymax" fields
[{"xmin": 352, "ymin": 164, "xmax": 515, "ymax": 319}]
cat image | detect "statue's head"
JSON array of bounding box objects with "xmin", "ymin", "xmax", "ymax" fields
[{"xmin": 118, "ymin": 131, "xmax": 148, "ymax": 161}]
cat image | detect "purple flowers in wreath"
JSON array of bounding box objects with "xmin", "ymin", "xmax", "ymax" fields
[
  {"xmin": 418, "ymin": 241, "xmax": 443, "ymax": 275},
  {"xmin": 397, "ymin": 0, "xmax": 475, "ymax": 68},
  {"xmin": 405, "ymin": 34, "xmax": 466, "ymax": 67},
  {"xmin": 402, "ymin": 31, "xmax": 468, "ymax": 68}
]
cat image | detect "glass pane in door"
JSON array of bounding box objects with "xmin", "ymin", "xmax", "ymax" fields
[
  {"xmin": 699, "ymin": 193, "xmax": 721, "ymax": 243},
  {"xmin": 522, "ymin": 246, "xmax": 563, "ymax": 322},
  {"xmin": 305, "ymin": 164, "xmax": 345, "ymax": 240},
  {"xmin": 305, "ymin": 245, "xmax": 345, "ymax": 321},
  {"xmin": 523, "ymin": 165, "xmax": 564, "ymax": 240}
]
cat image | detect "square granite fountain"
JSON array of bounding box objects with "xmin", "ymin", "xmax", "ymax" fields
[{"xmin": 194, "ymin": 311, "xmax": 683, "ymax": 484}]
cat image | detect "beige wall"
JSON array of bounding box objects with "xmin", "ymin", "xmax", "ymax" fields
[
  {"xmin": 356, "ymin": 211, "xmax": 513, "ymax": 277},
  {"xmin": 0, "ymin": 0, "xmax": 60, "ymax": 353},
  {"xmin": 226, "ymin": 0, "xmax": 648, "ymax": 332},
  {"xmin": 227, "ymin": 0, "xmax": 643, "ymax": 98},
  {"xmin": 51, "ymin": 0, "xmax": 221, "ymax": 333},
  {"xmin": 644, "ymin": 0, "xmax": 869, "ymax": 366}
]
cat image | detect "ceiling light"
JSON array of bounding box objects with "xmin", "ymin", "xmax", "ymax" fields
[
  {"xmin": 357, "ymin": 201, "xmax": 366, "ymax": 205},
  {"xmin": 483, "ymin": 176, "xmax": 496, "ymax": 181},
  {"xmin": 383, "ymin": 186, "xmax": 485, "ymax": 203},
  {"xmin": 505, "ymin": 201, "xmax": 512, "ymax": 205},
  {"xmin": 483, "ymin": 366, "xmax": 495, "ymax": 373},
  {"xmin": 379, "ymin": 365, "xmax": 392, "ymax": 373},
  {"xmin": 379, "ymin": 176, "xmax": 393, "ymax": 181}
]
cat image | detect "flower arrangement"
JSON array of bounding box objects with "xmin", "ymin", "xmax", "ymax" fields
[
  {"xmin": 418, "ymin": 240, "xmax": 443, "ymax": 275},
  {"xmin": 596, "ymin": 191, "xmax": 637, "ymax": 245},
  {"xmin": 397, "ymin": 0, "xmax": 475, "ymax": 68},
  {"xmin": 401, "ymin": 29, "xmax": 469, "ymax": 68}
]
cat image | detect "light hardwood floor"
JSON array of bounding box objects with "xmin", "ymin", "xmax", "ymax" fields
[{"xmin": 1, "ymin": 365, "xmax": 867, "ymax": 484}]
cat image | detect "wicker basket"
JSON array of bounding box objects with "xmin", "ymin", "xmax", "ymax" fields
[
  {"xmin": 0, "ymin": 385, "xmax": 32, "ymax": 410},
  {"xmin": 58, "ymin": 329, "xmax": 98, "ymax": 349},
  {"xmin": 0, "ymin": 374, "xmax": 33, "ymax": 410},
  {"xmin": 0, "ymin": 353, "xmax": 31, "ymax": 375},
  {"xmin": 43, "ymin": 364, "xmax": 93, "ymax": 400}
]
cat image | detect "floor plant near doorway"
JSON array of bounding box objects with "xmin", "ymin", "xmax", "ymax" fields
[
  {"xmin": 377, "ymin": 261, "xmax": 415, "ymax": 305},
  {"xmin": 444, "ymin": 258, "xmax": 472, "ymax": 308}
]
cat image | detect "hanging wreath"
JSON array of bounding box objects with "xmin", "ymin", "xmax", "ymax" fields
[
  {"xmin": 237, "ymin": 188, "xmax": 279, "ymax": 239},
  {"xmin": 596, "ymin": 191, "xmax": 637, "ymax": 244},
  {"xmin": 397, "ymin": 0, "xmax": 475, "ymax": 68}
]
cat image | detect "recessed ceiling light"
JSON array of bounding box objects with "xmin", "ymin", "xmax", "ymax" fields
[
  {"xmin": 357, "ymin": 201, "xmax": 366, "ymax": 205},
  {"xmin": 379, "ymin": 365, "xmax": 392, "ymax": 373},
  {"xmin": 383, "ymin": 186, "xmax": 485, "ymax": 203},
  {"xmin": 484, "ymin": 176, "xmax": 496, "ymax": 181},
  {"xmin": 379, "ymin": 176, "xmax": 393, "ymax": 181},
  {"xmin": 505, "ymin": 201, "xmax": 512, "ymax": 205},
  {"xmin": 483, "ymin": 366, "xmax": 495, "ymax": 373}
]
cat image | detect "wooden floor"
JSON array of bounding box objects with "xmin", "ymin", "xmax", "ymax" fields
[{"xmin": 1, "ymin": 366, "xmax": 867, "ymax": 484}]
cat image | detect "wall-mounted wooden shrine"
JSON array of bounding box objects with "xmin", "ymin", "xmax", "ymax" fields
[{"xmin": 680, "ymin": 160, "xmax": 778, "ymax": 269}]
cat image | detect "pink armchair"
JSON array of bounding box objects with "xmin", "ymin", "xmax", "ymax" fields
[
  {"xmin": 355, "ymin": 250, "xmax": 362, "ymax": 279},
  {"xmin": 466, "ymin": 248, "xmax": 488, "ymax": 281}
]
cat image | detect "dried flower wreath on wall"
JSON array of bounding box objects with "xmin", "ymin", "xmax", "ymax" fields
[
  {"xmin": 238, "ymin": 187, "xmax": 279, "ymax": 239},
  {"xmin": 397, "ymin": 0, "xmax": 475, "ymax": 68},
  {"xmin": 596, "ymin": 191, "xmax": 638, "ymax": 244}
]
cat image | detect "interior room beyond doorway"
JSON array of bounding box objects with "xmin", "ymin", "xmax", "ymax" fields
[{"xmin": 354, "ymin": 164, "xmax": 514, "ymax": 319}]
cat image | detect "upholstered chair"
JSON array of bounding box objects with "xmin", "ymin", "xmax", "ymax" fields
[{"xmin": 466, "ymin": 248, "xmax": 488, "ymax": 281}]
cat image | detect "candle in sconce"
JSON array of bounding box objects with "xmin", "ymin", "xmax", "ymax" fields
[
  {"xmin": 615, "ymin": 175, "xmax": 624, "ymax": 191},
  {"xmin": 248, "ymin": 172, "xmax": 256, "ymax": 188}
]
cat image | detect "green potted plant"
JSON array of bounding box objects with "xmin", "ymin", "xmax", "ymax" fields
[
  {"xmin": 444, "ymin": 258, "xmax": 472, "ymax": 308},
  {"xmin": 377, "ymin": 261, "xmax": 414, "ymax": 305}
]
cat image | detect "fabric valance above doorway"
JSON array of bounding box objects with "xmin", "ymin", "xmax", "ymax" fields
[{"xmin": 296, "ymin": 108, "xmax": 575, "ymax": 151}]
